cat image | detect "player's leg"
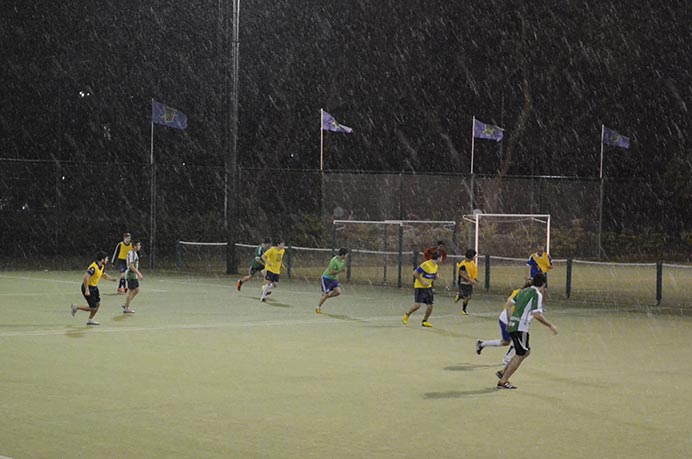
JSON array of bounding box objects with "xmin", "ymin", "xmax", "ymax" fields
[
  {"xmin": 497, "ymin": 332, "xmax": 530, "ymax": 388},
  {"xmin": 478, "ymin": 319, "xmax": 511, "ymax": 354},
  {"xmin": 421, "ymin": 290, "xmax": 434, "ymax": 327},
  {"xmin": 123, "ymin": 279, "xmax": 139, "ymax": 313}
]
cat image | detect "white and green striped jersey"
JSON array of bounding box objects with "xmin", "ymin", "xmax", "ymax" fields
[{"xmin": 507, "ymin": 286, "xmax": 544, "ymax": 333}]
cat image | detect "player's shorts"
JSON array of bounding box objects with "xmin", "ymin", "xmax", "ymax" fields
[
  {"xmin": 249, "ymin": 265, "xmax": 265, "ymax": 276},
  {"xmin": 458, "ymin": 283, "xmax": 473, "ymax": 299},
  {"xmin": 127, "ymin": 279, "xmax": 140, "ymax": 290},
  {"xmin": 320, "ymin": 276, "xmax": 339, "ymax": 293},
  {"xmin": 499, "ymin": 320, "xmax": 510, "ymax": 342},
  {"xmin": 509, "ymin": 331, "xmax": 530, "ymax": 356},
  {"xmin": 116, "ymin": 259, "xmax": 128, "ymax": 273},
  {"xmin": 265, "ymin": 271, "xmax": 280, "ymax": 283},
  {"xmin": 81, "ymin": 284, "xmax": 100, "ymax": 309},
  {"xmin": 414, "ymin": 288, "xmax": 434, "ymax": 305}
]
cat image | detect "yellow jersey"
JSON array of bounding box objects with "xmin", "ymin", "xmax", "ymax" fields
[
  {"xmin": 263, "ymin": 247, "xmax": 286, "ymax": 274},
  {"xmin": 113, "ymin": 241, "xmax": 133, "ymax": 261},
  {"xmin": 86, "ymin": 261, "xmax": 106, "ymax": 287},
  {"xmin": 413, "ymin": 259, "xmax": 438, "ymax": 289},
  {"xmin": 456, "ymin": 259, "xmax": 478, "ymax": 284}
]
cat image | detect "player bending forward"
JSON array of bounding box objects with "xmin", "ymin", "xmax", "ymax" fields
[{"xmin": 316, "ymin": 248, "xmax": 348, "ymax": 314}]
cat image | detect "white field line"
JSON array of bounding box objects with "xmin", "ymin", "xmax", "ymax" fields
[
  {"xmin": 0, "ymin": 274, "xmax": 167, "ymax": 293},
  {"xmin": 0, "ymin": 314, "xmax": 467, "ymax": 338}
]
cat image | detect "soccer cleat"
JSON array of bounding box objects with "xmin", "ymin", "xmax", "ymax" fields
[
  {"xmin": 495, "ymin": 370, "xmax": 504, "ymax": 380},
  {"xmin": 460, "ymin": 310, "xmax": 469, "ymax": 315},
  {"xmin": 117, "ymin": 288, "xmax": 126, "ymax": 294},
  {"xmin": 236, "ymin": 280, "xmax": 242, "ymax": 291},
  {"xmin": 476, "ymin": 340, "xmax": 483, "ymax": 355},
  {"xmin": 122, "ymin": 308, "xmax": 135, "ymax": 314},
  {"xmin": 421, "ymin": 321, "xmax": 432, "ymax": 328},
  {"xmin": 402, "ymin": 313, "xmax": 409, "ymax": 325},
  {"xmin": 70, "ymin": 304, "xmax": 78, "ymax": 317},
  {"xmin": 454, "ymin": 294, "xmax": 460, "ymax": 303},
  {"xmin": 315, "ymin": 307, "xmax": 321, "ymax": 314},
  {"xmin": 86, "ymin": 319, "xmax": 100, "ymax": 326},
  {"xmin": 496, "ymin": 381, "xmax": 517, "ymax": 390}
]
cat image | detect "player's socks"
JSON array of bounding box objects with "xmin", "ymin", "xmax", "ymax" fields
[{"xmin": 483, "ymin": 339, "xmax": 503, "ymax": 347}]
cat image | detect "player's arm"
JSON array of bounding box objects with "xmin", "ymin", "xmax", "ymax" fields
[
  {"xmin": 83, "ymin": 272, "xmax": 92, "ymax": 296},
  {"xmin": 412, "ymin": 269, "xmax": 431, "ymax": 288},
  {"xmin": 128, "ymin": 258, "xmax": 143, "ymax": 280},
  {"xmin": 532, "ymin": 311, "xmax": 558, "ymax": 335},
  {"xmin": 102, "ymin": 271, "xmax": 116, "ymax": 282}
]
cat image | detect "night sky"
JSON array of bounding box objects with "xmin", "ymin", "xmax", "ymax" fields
[{"xmin": 3, "ymin": 1, "xmax": 690, "ymax": 176}]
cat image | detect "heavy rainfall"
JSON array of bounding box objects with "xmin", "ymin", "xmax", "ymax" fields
[{"xmin": 2, "ymin": 1, "xmax": 692, "ymax": 458}]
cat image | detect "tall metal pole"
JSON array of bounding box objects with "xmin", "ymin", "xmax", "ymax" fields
[
  {"xmin": 224, "ymin": 0, "xmax": 241, "ymax": 274},
  {"xmin": 597, "ymin": 124, "xmax": 605, "ymax": 259},
  {"xmin": 149, "ymin": 100, "xmax": 156, "ymax": 268}
]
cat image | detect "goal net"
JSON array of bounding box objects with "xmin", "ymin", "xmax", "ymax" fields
[
  {"xmin": 460, "ymin": 213, "xmax": 551, "ymax": 291},
  {"xmin": 332, "ymin": 219, "xmax": 458, "ymax": 286}
]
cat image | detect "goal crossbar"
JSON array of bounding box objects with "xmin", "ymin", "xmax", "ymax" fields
[{"xmin": 463, "ymin": 213, "xmax": 551, "ymax": 255}]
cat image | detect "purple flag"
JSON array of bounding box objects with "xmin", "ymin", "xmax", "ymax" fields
[
  {"xmin": 322, "ymin": 111, "xmax": 353, "ymax": 134},
  {"xmin": 603, "ymin": 127, "xmax": 629, "ymax": 149},
  {"xmin": 152, "ymin": 100, "xmax": 187, "ymax": 130},
  {"xmin": 473, "ymin": 118, "xmax": 503, "ymax": 142}
]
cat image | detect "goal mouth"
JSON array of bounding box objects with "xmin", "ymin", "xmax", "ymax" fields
[{"xmin": 462, "ymin": 213, "xmax": 551, "ymax": 259}]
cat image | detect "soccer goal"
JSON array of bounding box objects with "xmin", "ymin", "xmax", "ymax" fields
[{"xmin": 332, "ymin": 219, "xmax": 458, "ymax": 287}]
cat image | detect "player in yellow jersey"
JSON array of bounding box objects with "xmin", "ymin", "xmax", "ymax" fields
[
  {"xmin": 402, "ymin": 252, "xmax": 439, "ymax": 328},
  {"xmin": 475, "ymin": 279, "xmax": 532, "ymax": 364},
  {"xmin": 526, "ymin": 245, "xmax": 552, "ymax": 282},
  {"xmin": 260, "ymin": 239, "xmax": 286, "ymax": 302},
  {"xmin": 70, "ymin": 251, "xmax": 117, "ymax": 325},
  {"xmin": 112, "ymin": 232, "xmax": 133, "ymax": 294},
  {"xmin": 455, "ymin": 249, "xmax": 478, "ymax": 314}
]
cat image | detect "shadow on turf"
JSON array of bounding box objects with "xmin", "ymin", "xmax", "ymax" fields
[
  {"xmin": 423, "ymin": 387, "xmax": 498, "ymax": 399},
  {"xmin": 444, "ymin": 363, "xmax": 500, "ymax": 372},
  {"xmin": 320, "ymin": 312, "xmax": 365, "ymax": 322},
  {"xmin": 64, "ymin": 327, "xmax": 90, "ymax": 338}
]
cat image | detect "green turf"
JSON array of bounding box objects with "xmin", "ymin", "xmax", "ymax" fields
[{"xmin": 1, "ymin": 271, "xmax": 691, "ymax": 458}]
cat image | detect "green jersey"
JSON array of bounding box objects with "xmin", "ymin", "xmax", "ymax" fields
[
  {"xmin": 507, "ymin": 286, "xmax": 544, "ymax": 333},
  {"xmin": 125, "ymin": 250, "xmax": 139, "ymax": 280},
  {"xmin": 249, "ymin": 244, "xmax": 267, "ymax": 269},
  {"xmin": 322, "ymin": 256, "xmax": 346, "ymax": 280}
]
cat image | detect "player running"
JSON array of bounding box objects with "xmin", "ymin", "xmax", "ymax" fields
[{"xmin": 316, "ymin": 248, "xmax": 349, "ymax": 314}]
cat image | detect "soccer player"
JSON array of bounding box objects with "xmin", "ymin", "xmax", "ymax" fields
[
  {"xmin": 496, "ymin": 272, "xmax": 558, "ymax": 390},
  {"xmin": 526, "ymin": 245, "xmax": 553, "ymax": 281},
  {"xmin": 402, "ymin": 252, "xmax": 439, "ymax": 328},
  {"xmin": 70, "ymin": 251, "xmax": 117, "ymax": 325},
  {"xmin": 316, "ymin": 248, "xmax": 349, "ymax": 314},
  {"xmin": 475, "ymin": 279, "xmax": 533, "ymax": 364},
  {"xmin": 236, "ymin": 238, "xmax": 271, "ymax": 291},
  {"xmin": 260, "ymin": 239, "xmax": 286, "ymax": 302},
  {"xmin": 455, "ymin": 249, "xmax": 478, "ymax": 315},
  {"xmin": 423, "ymin": 240, "xmax": 447, "ymax": 263},
  {"xmin": 112, "ymin": 232, "xmax": 133, "ymax": 294},
  {"xmin": 122, "ymin": 240, "xmax": 143, "ymax": 314}
]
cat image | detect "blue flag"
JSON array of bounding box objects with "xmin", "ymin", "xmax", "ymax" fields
[
  {"xmin": 603, "ymin": 127, "xmax": 629, "ymax": 149},
  {"xmin": 152, "ymin": 100, "xmax": 188, "ymax": 130},
  {"xmin": 322, "ymin": 111, "xmax": 353, "ymax": 134},
  {"xmin": 473, "ymin": 118, "xmax": 503, "ymax": 142}
]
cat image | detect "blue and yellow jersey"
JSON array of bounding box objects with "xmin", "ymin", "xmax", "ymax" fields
[
  {"xmin": 112, "ymin": 241, "xmax": 133, "ymax": 262},
  {"xmin": 263, "ymin": 247, "xmax": 286, "ymax": 274},
  {"xmin": 86, "ymin": 261, "xmax": 106, "ymax": 287},
  {"xmin": 456, "ymin": 259, "xmax": 478, "ymax": 283},
  {"xmin": 527, "ymin": 252, "xmax": 552, "ymax": 277},
  {"xmin": 413, "ymin": 259, "xmax": 438, "ymax": 289}
]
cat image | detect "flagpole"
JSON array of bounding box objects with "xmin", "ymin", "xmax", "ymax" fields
[
  {"xmin": 149, "ymin": 98, "xmax": 156, "ymax": 268},
  {"xmin": 320, "ymin": 108, "xmax": 324, "ymax": 172},
  {"xmin": 597, "ymin": 124, "xmax": 605, "ymax": 259},
  {"xmin": 470, "ymin": 116, "xmax": 476, "ymax": 175}
]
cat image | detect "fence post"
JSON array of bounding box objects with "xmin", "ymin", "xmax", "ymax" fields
[
  {"xmin": 565, "ymin": 258, "xmax": 572, "ymax": 299},
  {"xmin": 331, "ymin": 224, "xmax": 336, "ymax": 256},
  {"xmin": 484, "ymin": 254, "xmax": 490, "ymax": 291},
  {"xmin": 175, "ymin": 241, "xmax": 182, "ymax": 270},
  {"xmin": 656, "ymin": 261, "xmax": 662, "ymax": 305},
  {"xmin": 286, "ymin": 246, "xmax": 292, "ymax": 279},
  {"xmin": 346, "ymin": 250, "xmax": 352, "ymax": 281},
  {"xmin": 397, "ymin": 224, "xmax": 404, "ymax": 288}
]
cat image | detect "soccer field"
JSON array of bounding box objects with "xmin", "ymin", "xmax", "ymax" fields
[{"xmin": 1, "ymin": 271, "xmax": 691, "ymax": 459}]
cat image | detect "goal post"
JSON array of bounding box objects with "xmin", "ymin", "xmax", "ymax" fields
[{"xmin": 462, "ymin": 213, "xmax": 551, "ymax": 257}]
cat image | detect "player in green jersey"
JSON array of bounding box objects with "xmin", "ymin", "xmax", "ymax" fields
[{"xmin": 316, "ymin": 248, "xmax": 349, "ymax": 314}]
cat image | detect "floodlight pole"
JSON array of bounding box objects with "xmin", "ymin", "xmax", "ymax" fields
[
  {"xmin": 598, "ymin": 124, "xmax": 605, "ymax": 259},
  {"xmin": 223, "ymin": 0, "xmax": 241, "ymax": 274}
]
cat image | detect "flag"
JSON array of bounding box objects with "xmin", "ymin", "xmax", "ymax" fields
[
  {"xmin": 152, "ymin": 100, "xmax": 187, "ymax": 130},
  {"xmin": 322, "ymin": 111, "xmax": 353, "ymax": 133},
  {"xmin": 603, "ymin": 127, "xmax": 629, "ymax": 149},
  {"xmin": 473, "ymin": 118, "xmax": 503, "ymax": 142}
]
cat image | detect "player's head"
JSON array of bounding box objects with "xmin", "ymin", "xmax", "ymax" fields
[
  {"xmin": 274, "ymin": 238, "xmax": 285, "ymax": 248},
  {"xmin": 532, "ymin": 272, "xmax": 546, "ymax": 287},
  {"xmin": 133, "ymin": 240, "xmax": 142, "ymax": 251},
  {"xmin": 430, "ymin": 251, "xmax": 440, "ymax": 261},
  {"xmin": 465, "ymin": 249, "xmax": 477, "ymax": 259},
  {"xmin": 536, "ymin": 245, "xmax": 545, "ymax": 255},
  {"xmin": 95, "ymin": 251, "xmax": 109, "ymax": 263},
  {"xmin": 338, "ymin": 247, "xmax": 349, "ymax": 257},
  {"xmin": 262, "ymin": 238, "xmax": 271, "ymax": 247},
  {"xmin": 123, "ymin": 233, "xmax": 132, "ymax": 242}
]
